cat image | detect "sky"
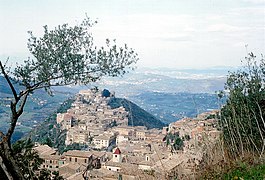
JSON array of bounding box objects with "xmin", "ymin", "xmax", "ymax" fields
[{"xmin": 0, "ymin": 0, "xmax": 264, "ymax": 68}]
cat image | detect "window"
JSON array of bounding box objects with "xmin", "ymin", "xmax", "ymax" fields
[
  {"xmin": 109, "ymin": 168, "xmax": 111, "ymax": 170},
  {"xmin": 115, "ymin": 155, "xmax": 117, "ymax": 157},
  {"xmin": 56, "ymin": 166, "xmax": 59, "ymax": 168},
  {"xmin": 85, "ymin": 159, "xmax": 87, "ymax": 163},
  {"xmin": 75, "ymin": 158, "xmax": 77, "ymax": 162},
  {"xmin": 50, "ymin": 160, "xmax": 52, "ymax": 164},
  {"xmin": 69, "ymin": 157, "xmax": 72, "ymax": 162},
  {"xmin": 49, "ymin": 166, "xmax": 52, "ymax": 168},
  {"xmin": 43, "ymin": 165, "xmax": 45, "ymax": 168}
]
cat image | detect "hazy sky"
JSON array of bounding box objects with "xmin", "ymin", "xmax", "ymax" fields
[{"xmin": 0, "ymin": 0, "xmax": 264, "ymax": 68}]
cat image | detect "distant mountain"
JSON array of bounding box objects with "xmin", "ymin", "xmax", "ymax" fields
[
  {"xmin": 129, "ymin": 91, "xmax": 225, "ymax": 124},
  {"xmin": 86, "ymin": 67, "xmax": 228, "ymax": 98},
  {"xmin": 108, "ymin": 97, "xmax": 166, "ymax": 129}
]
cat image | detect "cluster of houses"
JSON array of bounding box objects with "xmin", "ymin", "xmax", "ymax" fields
[
  {"xmin": 56, "ymin": 89, "xmax": 128, "ymax": 148},
  {"xmin": 39, "ymin": 89, "xmax": 221, "ymax": 179}
]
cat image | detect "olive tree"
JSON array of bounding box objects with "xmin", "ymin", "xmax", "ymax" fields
[{"xmin": 0, "ymin": 17, "xmax": 138, "ymax": 179}]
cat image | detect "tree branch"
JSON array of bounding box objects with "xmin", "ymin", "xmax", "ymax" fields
[
  {"xmin": 0, "ymin": 61, "xmax": 18, "ymax": 102},
  {"xmin": 17, "ymin": 68, "xmax": 104, "ymax": 98},
  {"xmin": 0, "ymin": 131, "xmax": 4, "ymax": 144},
  {"xmin": 6, "ymin": 92, "xmax": 29, "ymax": 142}
]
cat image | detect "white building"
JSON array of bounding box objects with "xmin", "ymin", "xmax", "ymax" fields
[{"xmin": 93, "ymin": 134, "xmax": 115, "ymax": 149}]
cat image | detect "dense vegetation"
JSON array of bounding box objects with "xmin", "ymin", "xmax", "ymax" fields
[
  {"xmin": 165, "ymin": 132, "xmax": 185, "ymax": 152},
  {"xmin": 220, "ymin": 53, "xmax": 265, "ymax": 159},
  {"xmin": 108, "ymin": 97, "xmax": 166, "ymax": 129},
  {"xmin": 200, "ymin": 53, "xmax": 265, "ymax": 179}
]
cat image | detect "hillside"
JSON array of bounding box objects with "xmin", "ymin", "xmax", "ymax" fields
[
  {"xmin": 28, "ymin": 98, "xmax": 74, "ymax": 151},
  {"xmin": 28, "ymin": 92, "xmax": 165, "ymax": 152},
  {"xmin": 108, "ymin": 97, "xmax": 166, "ymax": 129}
]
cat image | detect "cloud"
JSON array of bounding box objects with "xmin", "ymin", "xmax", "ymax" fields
[
  {"xmin": 242, "ymin": 0, "xmax": 265, "ymax": 4},
  {"xmin": 92, "ymin": 13, "xmax": 198, "ymax": 43},
  {"xmin": 157, "ymin": 35, "xmax": 194, "ymax": 42},
  {"xmin": 206, "ymin": 23, "xmax": 244, "ymax": 33}
]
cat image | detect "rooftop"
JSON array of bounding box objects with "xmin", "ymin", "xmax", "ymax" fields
[
  {"xmin": 113, "ymin": 148, "xmax": 121, "ymax": 155},
  {"xmin": 34, "ymin": 145, "xmax": 56, "ymax": 156}
]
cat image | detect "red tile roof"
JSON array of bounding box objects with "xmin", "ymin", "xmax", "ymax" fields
[{"xmin": 113, "ymin": 148, "xmax": 121, "ymax": 155}]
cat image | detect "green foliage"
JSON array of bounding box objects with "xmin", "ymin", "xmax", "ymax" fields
[
  {"xmin": 166, "ymin": 138, "xmax": 170, "ymax": 146},
  {"xmin": 38, "ymin": 169, "xmax": 51, "ymax": 180},
  {"xmin": 52, "ymin": 171, "xmax": 64, "ymax": 180},
  {"xmin": 12, "ymin": 139, "xmax": 44, "ymax": 179},
  {"xmin": 223, "ymin": 163, "xmax": 265, "ymax": 179},
  {"xmin": 200, "ymin": 160, "xmax": 265, "ymax": 179},
  {"xmin": 173, "ymin": 137, "xmax": 183, "ymax": 150},
  {"xmin": 219, "ymin": 53, "xmax": 265, "ymax": 158},
  {"xmin": 165, "ymin": 132, "xmax": 184, "ymax": 151},
  {"xmin": 43, "ymin": 137, "xmax": 53, "ymax": 147},
  {"xmin": 206, "ymin": 113, "xmax": 219, "ymax": 120}
]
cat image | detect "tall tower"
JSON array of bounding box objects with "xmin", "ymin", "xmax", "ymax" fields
[{"xmin": 113, "ymin": 147, "xmax": 122, "ymax": 163}]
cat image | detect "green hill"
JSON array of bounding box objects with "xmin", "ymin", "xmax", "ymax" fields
[
  {"xmin": 28, "ymin": 95, "xmax": 165, "ymax": 153},
  {"xmin": 108, "ymin": 97, "xmax": 166, "ymax": 129}
]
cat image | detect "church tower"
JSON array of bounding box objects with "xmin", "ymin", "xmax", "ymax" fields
[{"xmin": 113, "ymin": 147, "xmax": 122, "ymax": 163}]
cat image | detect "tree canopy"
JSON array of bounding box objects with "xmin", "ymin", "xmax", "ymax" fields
[{"xmin": 14, "ymin": 18, "xmax": 138, "ymax": 94}]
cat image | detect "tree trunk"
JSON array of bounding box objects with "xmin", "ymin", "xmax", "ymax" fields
[
  {"xmin": 0, "ymin": 139, "xmax": 25, "ymax": 180},
  {"xmin": 0, "ymin": 158, "xmax": 9, "ymax": 180}
]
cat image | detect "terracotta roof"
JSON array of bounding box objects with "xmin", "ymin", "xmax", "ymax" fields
[
  {"xmin": 105, "ymin": 161, "xmax": 123, "ymax": 167},
  {"xmin": 63, "ymin": 113, "xmax": 73, "ymax": 120},
  {"xmin": 63, "ymin": 150, "xmax": 106, "ymax": 158},
  {"xmin": 94, "ymin": 134, "xmax": 112, "ymax": 140},
  {"xmin": 63, "ymin": 150, "xmax": 93, "ymax": 158},
  {"xmin": 113, "ymin": 148, "xmax": 121, "ymax": 155},
  {"xmin": 34, "ymin": 145, "xmax": 56, "ymax": 155}
]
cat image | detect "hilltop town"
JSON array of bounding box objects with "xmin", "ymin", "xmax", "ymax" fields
[{"xmin": 34, "ymin": 89, "xmax": 221, "ymax": 179}]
